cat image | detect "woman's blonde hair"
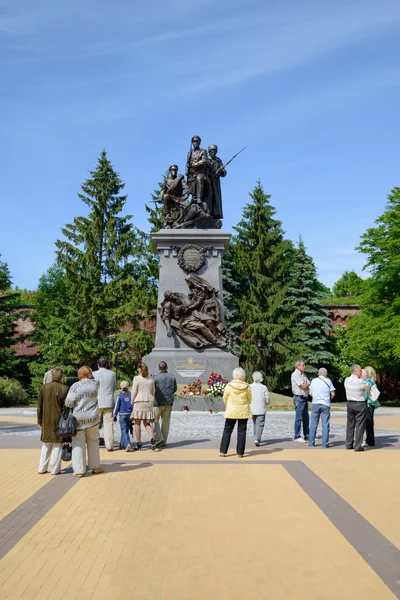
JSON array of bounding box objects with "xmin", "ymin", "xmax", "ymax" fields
[
  {"xmin": 139, "ymin": 362, "xmax": 149, "ymax": 378},
  {"xmin": 364, "ymin": 366, "xmax": 377, "ymax": 382},
  {"xmin": 78, "ymin": 366, "xmax": 92, "ymax": 380}
]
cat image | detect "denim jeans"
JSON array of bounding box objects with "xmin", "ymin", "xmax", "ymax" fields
[
  {"xmin": 308, "ymin": 404, "xmax": 330, "ymax": 447},
  {"xmin": 293, "ymin": 396, "xmax": 309, "ymax": 440},
  {"xmin": 119, "ymin": 414, "xmax": 132, "ymax": 448}
]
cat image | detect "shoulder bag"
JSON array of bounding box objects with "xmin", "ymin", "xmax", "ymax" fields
[{"xmin": 56, "ymin": 408, "xmax": 78, "ymax": 437}]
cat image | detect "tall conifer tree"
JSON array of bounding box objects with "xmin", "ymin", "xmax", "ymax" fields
[
  {"xmin": 232, "ymin": 181, "xmax": 297, "ymax": 388},
  {"xmin": 286, "ymin": 237, "xmax": 334, "ymax": 375},
  {"xmin": 52, "ymin": 150, "xmax": 155, "ymax": 365},
  {"xmin": 0, "ymin": 256, "xmax": 23, "ymax": 377}
]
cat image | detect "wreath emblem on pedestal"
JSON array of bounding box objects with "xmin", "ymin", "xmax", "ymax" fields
[{"xmin": 177, "ymin": 244, "xmax": 206, "ymax": 273}]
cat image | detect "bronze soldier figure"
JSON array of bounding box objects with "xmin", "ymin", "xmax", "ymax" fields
[
  {"xmin": 158, "ymin": 164, "xmax": 188, "ymax": 215},
  {"xmin": 186, "ymin": 135, "xmax": 209, "ymax": 211},
  {"xmin": 207, "ymin": 144, "xmax": 226, "ymax": 220}
]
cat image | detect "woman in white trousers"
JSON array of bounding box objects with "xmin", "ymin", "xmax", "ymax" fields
[
  {"xmin": 37, "ymin": 367, "xmax": 68, "ymax": 475},
  {"xmin": 65, "ymin": 366, "xmax": 104, "ymax": 478}
]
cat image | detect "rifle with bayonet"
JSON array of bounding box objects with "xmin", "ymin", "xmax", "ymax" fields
[{"xmin": 217, "ymin": 146, "xmax": 247, "ymax": 175}]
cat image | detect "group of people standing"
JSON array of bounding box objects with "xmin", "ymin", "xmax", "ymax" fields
[
  {"xmin": 37, "ymin": 357, "xmax": 381, "ymax": 476},
  {"xmin": 291, "ymin": 360, "xmax": 380, "ymax": 450},
  {"xmin": 37, "ymin": 359, "xmax": 177, "ymax": 477}
]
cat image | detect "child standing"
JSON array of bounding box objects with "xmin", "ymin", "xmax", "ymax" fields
[{"xmin": 114, "ymin": 381, "xmax": 133, "ymax": 452}]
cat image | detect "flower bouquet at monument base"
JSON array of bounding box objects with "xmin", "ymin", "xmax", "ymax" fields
[
  {"xmin": 206, "ymin": 372, "xmax": 228, "ymax": 398},
  {"xmin": 180, "ymin": 379, "xmax": 204, "ymax": 397}
]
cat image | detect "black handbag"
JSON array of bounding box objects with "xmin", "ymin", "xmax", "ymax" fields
[
  {"xmin": 57, "ymin": 409, "xmax": 78, "ymax": 437},
  {"xmin": 62, "ymin": 439, "xmax": 72, "ymax": 462}
]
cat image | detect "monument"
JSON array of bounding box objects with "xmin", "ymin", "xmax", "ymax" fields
[{"xmin": 143, "ymin": 136, "xmax": 245, "ymax": 383}]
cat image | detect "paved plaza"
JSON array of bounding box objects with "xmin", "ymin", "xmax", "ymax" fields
[{"xmin": 0, "ymin": 408, "xmax": 400, "ymax": 599}]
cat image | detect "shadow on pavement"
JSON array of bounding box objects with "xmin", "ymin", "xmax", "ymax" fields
[
  {"xmin": 103, "ymin": 462, "xmax": 153, "ymax": 473},
  {"xmin": 247, "ymin": 447, "xmax": 285, "ymax": 457},
  {"xmin": 158, "ymin": 438, "xmax": 211, "ymax": 448}
]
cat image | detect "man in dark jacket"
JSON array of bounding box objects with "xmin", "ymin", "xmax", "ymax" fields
[
  {"xmin": 37, "ymin": 367, "xmax": 68, "ymax": 474},
  {"xmin": 153, "ymin": 362, "xmax": 177, "ymax": 447}
]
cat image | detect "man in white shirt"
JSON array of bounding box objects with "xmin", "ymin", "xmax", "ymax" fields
[
  {"xmin": 308, "ymin": 368, "xmax": 335, "ymax": 448},
  {"xmin": 291, "ymin": 359, "xmax": 310, "ymax": 442},
  {"xmin": 93, "ymin": 357, "xmax": 117, "ymax": 452},
  {"xmin": 344, "ymin": 364, "xmax": 370, "ymax": 452},
  {"xmin": 43, "ymin": 366, "xmax": 54, "ymax": 384}
]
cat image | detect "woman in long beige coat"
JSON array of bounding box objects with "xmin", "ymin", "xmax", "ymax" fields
[
  {"xmin": 131, "ymin": 363, "xmax": 158, "ymax": 451},
  {"xmin": 219, "ymin": 367, "xmax": 252, "ymax": 458}
]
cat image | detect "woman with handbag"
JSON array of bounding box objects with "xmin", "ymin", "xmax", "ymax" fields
[
  {"xmin": 65, "ymin": 366, "xmax": 104, "ymax": 478},
  {"xmin": 363, "ymin": 366, "xmax": 380, "ymax": 447},
  {"xmin": 37, "ymin": 367, "xmax": 69, "ymax": 475}
]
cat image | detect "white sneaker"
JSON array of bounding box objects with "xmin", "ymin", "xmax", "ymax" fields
[
  {"xmin": 294, "ymin": 437, "xmax": 306, "ymax": 443},
  {"xmin": 254, "ymin": 440, "xmax": 260, "ymax": 447},
  {"xmin": 125, "ymin": 444, "xmax": 132, "ymax": 452}
]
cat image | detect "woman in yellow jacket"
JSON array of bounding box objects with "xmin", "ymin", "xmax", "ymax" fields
[{"xmin": 220, "ymin": 367, "xmax": 252, "ymax": 457}]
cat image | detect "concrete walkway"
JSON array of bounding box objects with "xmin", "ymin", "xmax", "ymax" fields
[{"xmin": 0, "ymin": 410, "xmax": 399, "ymax": 599}]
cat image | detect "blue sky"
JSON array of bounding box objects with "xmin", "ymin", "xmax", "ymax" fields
[{"xmin": 1, "ymin": 0, "xmax": 399, "ymax": 290}]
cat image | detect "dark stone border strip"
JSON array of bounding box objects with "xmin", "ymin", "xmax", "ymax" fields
[
  {"xmin": 0, "ymin": 459, "xmax": 399, "ymax": 598},
  {"xmin": 285, "ymin": 461, "xmax": 400, "ymax": 599},
  {"xmin": 0, "ymin": 469, "xmax": 77, "ymax": 561}
]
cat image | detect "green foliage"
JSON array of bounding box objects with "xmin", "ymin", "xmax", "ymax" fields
[
  {"xmin": 145, "ymin": 173, "xmax": 166, "ymax": 276},
  {"xmin": 314, "ymin": 281, "xmax": 332, "ymax": 298},
  {"xmin": 332, "ymin": 187, "xmax": 400, "ymax": 374},
  {"xmin": 0, "ymin": 256, "xmax": 27, "ymax": 378},
  {"xmin": 30, "ymin": 151, "xmax": 156, "ymax": 393},
  {"xmin": 320, "ymin": 296, "xmax": 361, "ymax": 306},
  {"xmin": 0, "ymin": 376, "xmax": 29, "ymax": 407},
  {"xmin": 221, "ymin": 246, "xmax": 242, "ymax": 356},
  {"xmin": 286, "ymin": 238, "xmax": 335, "ymax": 375},
  {"xmin": 333, "ymin": 270, "xmax": 365, "ymax": 297},
  {"xmin": 231, "ymin": 180, "xmax": 298, "ymax": 389},
  {"xmin": 14, "ymin": 287, "xmax": 37, "ymax": 306}
]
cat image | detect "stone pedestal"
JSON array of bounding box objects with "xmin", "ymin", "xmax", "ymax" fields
[{"xmin": 143, "ymin": 229, "xmax": 239, "ymax": 383}]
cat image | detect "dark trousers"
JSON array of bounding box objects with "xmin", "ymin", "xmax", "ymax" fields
[
  {"xmin": 365, "ymin": 405, "xmax": 375, "ymax": 446},
  {"xmin": 293, "ymin": 396, "xmax": 309, "ymax": 440},
  {"xmin": 220, "ymin": 418, "xmax": 248, "ymax": 455},
  {"xmin": 346, "ymin": 401, "xmax": 366, "ymax": 451}
]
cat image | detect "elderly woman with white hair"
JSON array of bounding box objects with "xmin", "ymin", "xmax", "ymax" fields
[
  {"xmin": 219, "ymin": 367, "xmax": 252, "ymax": 457},
  {"xmin": 250, "ymin": 371, "xmax": 270, "ymax": 446}
]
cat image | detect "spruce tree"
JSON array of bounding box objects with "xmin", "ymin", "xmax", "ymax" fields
[
  {"xmin": 53, "ymin": 150, "xmax": 155, "ymax": 367},
  {"xmin": 144, "ymin": 174, "xmax": 166, "ymax": 287},
  {"xmin": 0, "ymin": 256, "xmax": 24, "ymax": 378},
  {"xmin": 221, "ymin": 246, "xmax": 242, "ymax": 356},
  {"xmin": 232, "ymin": 181, "xmax": 297, "ymax": 388},
  {"xmin": 286, "ymin": 238, "xmax": 334, "ymax": 375}
]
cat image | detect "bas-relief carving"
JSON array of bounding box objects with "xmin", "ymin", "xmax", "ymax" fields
[{"xmin": 159, "ymin": 274, "xmax": 229, "ymax": 350}]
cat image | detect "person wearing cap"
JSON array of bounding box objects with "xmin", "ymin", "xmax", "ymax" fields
[
  {"xmin": 207, "ymin": 144, "xmax": 226, "ymax": 219},
  {"xmin": 186, "ymin": 135, "xmax": 209, "ymax": 208},
  {"xmin": 113, "ymin": 380, "xmax": 133, "ymax": 452},
  {"xmin": 158, "ymin": 164, "xmax": 189, "ymax": 215}
]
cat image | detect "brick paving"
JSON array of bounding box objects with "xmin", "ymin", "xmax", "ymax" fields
[{"xmin": 0, "ymin": 410, "xmax": 400, "ymax": 599}]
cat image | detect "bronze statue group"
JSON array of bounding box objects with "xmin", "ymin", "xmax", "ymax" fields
[{"xmin": 156, "ymin": 135, "xmax": 244, "ymax": 229}]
